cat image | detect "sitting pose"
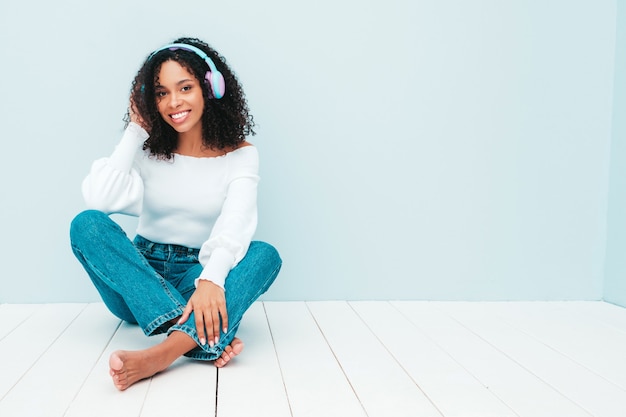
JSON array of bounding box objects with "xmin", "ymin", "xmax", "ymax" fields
[{"xmin": 69, "ymin": 37, "xmax": 281, "ymax": 391}]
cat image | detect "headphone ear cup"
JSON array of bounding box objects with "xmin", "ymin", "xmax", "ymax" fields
[{"xmin": 205, "ymin": 71, "xmax": 226, "ymax": 99}]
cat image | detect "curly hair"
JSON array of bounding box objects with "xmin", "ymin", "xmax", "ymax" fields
[{"xmin": 125, "ymin": 37, "xmax": 255, "ymax": 159}]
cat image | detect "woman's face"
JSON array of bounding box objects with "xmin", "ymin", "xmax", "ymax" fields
[{"xmin": 155, "ymin": 60, "xmax": 205, "ymax": 137}]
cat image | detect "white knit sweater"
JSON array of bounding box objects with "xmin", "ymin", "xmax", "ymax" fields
[{"xmin": 81, "ymin": 122, "xmax": 259, "ymax": 289}]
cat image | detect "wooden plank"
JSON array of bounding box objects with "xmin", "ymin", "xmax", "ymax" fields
[
  {"xmin": 0, "ymin": 303, "xmax": 120, "ymax": 417},
  {"xmin": 393, "ymin": 301, "xmax": 592, "ymax": 417},
  {"xmin": 350, "ymin": 301, "xmax": 517, "ymax": 417},
  {"xmin": 140, "ymin": 357, "xmax": 216, "ymax": 417},
  {"xmin": 482, "ymin": 301, "xmax": 626, "ymax": 390},
  {"xmin": 264, "ymin": 301, "xmax": 367, "ymax": 417},
  {"xmin": 554, "ymin": 301, "xmax": 626, "ymax": 334},
  {"xmin": 216, "ymin": 302, "xmax": 291, "ymax": 417},
  {"xmin": 0, "ymin": 304, "xmax": 40, "ymax": 341},
  {"xmin": 307, "ymin": 301, "xmax": 442, "ymax": 417},
  {"xmin": 433, "ymin": 301, "xmax": 626, "ymax": 417},
  {"xmin": 64, "ymin": 321, "xmax": 166, "ymax": 417},
  {"xmin": 0, "ymin": 303, "xmax": 86, "ymax": 400}
]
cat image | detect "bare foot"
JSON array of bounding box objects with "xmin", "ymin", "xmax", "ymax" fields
[
  {"xmin": 109, "ymin": 331, "xmax": 197, "ymax": 390},
  {"xmin": 215, "ymin": 337, "xmax": 244, "ymax": 368},
  {"xmin": 109, "ymin": 350, "xmax": 169, "ymax": 391}
]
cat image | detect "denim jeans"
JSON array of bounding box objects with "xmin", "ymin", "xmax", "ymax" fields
[{"xmin": 69, "ymin": 210, "xmax": 281, "ymax": 361}]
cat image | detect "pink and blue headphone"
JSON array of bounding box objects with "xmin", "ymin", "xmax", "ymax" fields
[{"xmin": 148, "ymin": 43, "xmax": 226, "ymax": 99}]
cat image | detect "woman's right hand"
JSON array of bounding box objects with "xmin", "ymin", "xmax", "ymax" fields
[
  {"xmin": 129, "ymin": 97, "xmax": 148, "ymax": 130},
  {"xmin": 178, "ymin": 280, "xmax": 228, "ymax": 347}
]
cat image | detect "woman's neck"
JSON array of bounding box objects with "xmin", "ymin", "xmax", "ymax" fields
[{"xmin": 175, "ymin": 134, "xmax": 227, "ymax": 157}]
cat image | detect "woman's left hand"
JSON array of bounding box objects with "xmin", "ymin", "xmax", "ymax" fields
[{"xmin": 178, "ymin": 280, "xmax": 228, "ymax": 347}]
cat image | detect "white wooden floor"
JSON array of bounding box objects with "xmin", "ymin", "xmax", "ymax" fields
[{"xmin": 1, "ymin": 301, "xmax": 625, "ymax": 417}]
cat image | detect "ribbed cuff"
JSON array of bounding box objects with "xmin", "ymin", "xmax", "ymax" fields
[{"xmin": 195, "ymin": 247, "xmax": 234, "ymax": 290}]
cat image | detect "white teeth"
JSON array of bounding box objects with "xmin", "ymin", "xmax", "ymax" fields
[{"xmin": 171, "ymin": 111, "xmax": 189, "ymax": 119}]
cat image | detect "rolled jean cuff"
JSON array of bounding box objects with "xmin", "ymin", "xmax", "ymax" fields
[
  {"xmin": 167, "ymin": 320, "xmax": 242, "ymax": 361},
  {"xmin": 167, "ymin": 321, "xmax": 222, "ymax": 361}
]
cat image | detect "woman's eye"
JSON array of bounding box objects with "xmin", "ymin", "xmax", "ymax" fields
[
  {"xmin": 181, "ymin": 85, "xmax": 192, "ymax": 92},
  {"xmin": 156, "ymin": 91, "xmax": 167, "ymax": 97}
]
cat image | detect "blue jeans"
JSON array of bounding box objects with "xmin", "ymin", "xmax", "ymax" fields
[{"xmin": 69, "ymin": 210, "xmax": 281, "ymax": 360}]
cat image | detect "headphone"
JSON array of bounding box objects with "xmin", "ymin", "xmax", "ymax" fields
[{"xmin": 147, "ymin": 43, "xmax": 226, "ymax": 99}]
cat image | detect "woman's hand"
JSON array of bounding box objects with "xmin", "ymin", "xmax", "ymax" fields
[
  {"xmin": 129, "ymin": 97, "xmax": 148, "ymax": 130},
  {"xmin": 178, "ymin": 280, "xmax": 228, "ymax": 347}
]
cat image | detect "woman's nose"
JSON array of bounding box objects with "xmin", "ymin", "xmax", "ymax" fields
[{"xmin": 168, "ymin": 92, "xmax": 182, "ymax": 107}]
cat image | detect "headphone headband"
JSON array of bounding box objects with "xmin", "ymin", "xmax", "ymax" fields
[{"xmin": 148, "ymin": 43, "xmax": 225, "ymax": 99}]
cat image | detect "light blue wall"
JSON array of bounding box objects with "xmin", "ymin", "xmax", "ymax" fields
[
  {"xmin": 604, "ymin": 1, "xmax": 626, "ymax": 307},
  {"xmin": 0, "ymin": 0, "xmax": 617, "ymax": 302}
]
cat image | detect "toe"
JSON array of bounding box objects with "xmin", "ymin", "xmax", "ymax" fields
[{"xmin": 109, "ymin": 351, "xmax": 125, "ymax": 372}]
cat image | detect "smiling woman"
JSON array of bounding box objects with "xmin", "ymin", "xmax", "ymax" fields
[
  {"xmin": 131, "ymin": 38, "xmax": 255, "ymax": 158},
  {"xmin": 155, "ymin": 61, "xmax": 206, "ymax": 139},
  {"xmin": 68, "ymin": 37, "xmax": 281, "ymax": 391}
]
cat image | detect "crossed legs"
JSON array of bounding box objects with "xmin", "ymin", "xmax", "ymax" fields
[
  {"xmin": 70, "ymin": 211, "xmax": 281, "ymax": 391},
  {"xmin": 108, "ymin": 331, "xmax": 245, "ymax": 391}
]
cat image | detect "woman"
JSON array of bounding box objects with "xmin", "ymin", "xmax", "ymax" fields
[{"xmin": 69, "ymin": 37, "xmax": 281, "ymax": 391}]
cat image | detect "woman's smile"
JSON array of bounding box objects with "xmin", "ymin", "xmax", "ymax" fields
[{"xmin": 170, "ymin": 110, "xmax": 191, "ymax": 123}]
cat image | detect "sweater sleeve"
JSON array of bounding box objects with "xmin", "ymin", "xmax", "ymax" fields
[
  {"xmin": 196, "ymin": 147, "xmax": 260, "ymax": 290},
  {"xmin": 81, "ymin": 122, "xmax": 148, "ymax": 216}
]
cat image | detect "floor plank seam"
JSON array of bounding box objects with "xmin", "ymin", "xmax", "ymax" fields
[
  {"xmin": 0, "ymin": 305, "xmax": 40, "ymax": 344},
  {"xmin": 214, "ymin": 367, "xmax": 219, "ymax": 417},
  {"xmin": 262, "ymin": 302, "xmax": 295, "ymax": 417},
  {"xmin": 305, "ymin": 301, "xmax": 370, "ymax": 417},
  {"xmin": 137, "ymin": 377, "xmax": 153, "ymax": 417},
  {"xmin": 431, "ymin": 304, "xmax": 598, "ymax": 417},
  {"xmin": 62, "ymin": 315, "xmax": 124, "ymax": 416},
  {"xmin": 347, "ymin": 301, "xmax": 446, "ymax": 417},
  {"xmin": 2, "ymin": 304, "xmax": 88, "ymax": 404},
  {"xmin": 389, "ymin": 301, "xmax": 522, "ymax": 417},
  {"xmin": 485, "ymin": 307, "xmax": 626, "ymax": 393}
]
